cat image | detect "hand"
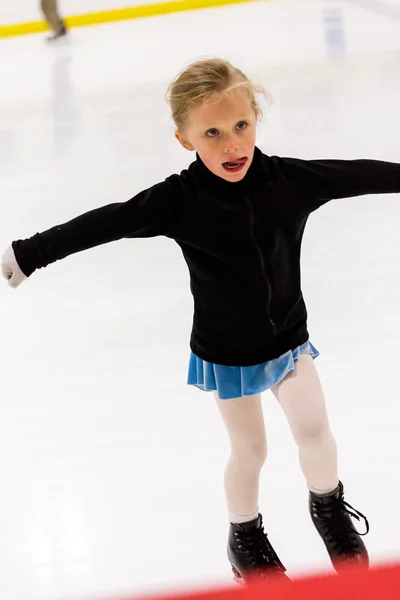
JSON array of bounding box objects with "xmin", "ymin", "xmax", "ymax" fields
[{"xmin": 1, "ymin": 245, "xmax": 27, "ymax": 288}]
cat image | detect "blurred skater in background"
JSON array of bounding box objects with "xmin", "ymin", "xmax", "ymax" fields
[{"xmin": 40, "ymin": 0, "xmax": 67, "ymax": 41}]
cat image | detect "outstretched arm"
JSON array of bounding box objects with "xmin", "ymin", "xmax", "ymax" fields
[
  {"xmin": 2, "ymin": 175, "xmax": 182, "ymax": 286},
  {"xmin": 271, "ymin": 156, "xmax": 400, "ymax": 209}
]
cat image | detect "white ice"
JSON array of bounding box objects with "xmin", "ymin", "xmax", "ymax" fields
[{"xmin": 0, "ymin": 0, "xmax": 400, "ymax": 599}]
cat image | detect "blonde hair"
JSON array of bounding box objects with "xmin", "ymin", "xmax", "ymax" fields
[{"xmin": 166, "ymin": 58, "xmax": 268, "ymax": 131}]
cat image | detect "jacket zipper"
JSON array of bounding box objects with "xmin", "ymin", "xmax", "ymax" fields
[{"xmin": 245, "ymin": 197, "xmax": 277, "ymax": 333}]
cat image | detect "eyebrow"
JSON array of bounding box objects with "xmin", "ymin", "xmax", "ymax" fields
[{"xmin": 203, "ymin": 116, "xmax": 252, "ymax": 128}]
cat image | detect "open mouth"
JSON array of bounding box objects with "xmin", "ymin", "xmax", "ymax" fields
[{"xmin": 222, "ymin": 157, "xmax": 248, "ymax": 173}]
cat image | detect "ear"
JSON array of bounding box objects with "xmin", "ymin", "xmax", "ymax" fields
[{"xmin": 174, "ymin": 131, "xmax": 195, "ymax": 152}]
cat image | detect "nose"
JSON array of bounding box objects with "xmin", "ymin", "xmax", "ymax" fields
[{"xmin": 224, "ymin": 135, "xmax": 240, "ymax": 154}]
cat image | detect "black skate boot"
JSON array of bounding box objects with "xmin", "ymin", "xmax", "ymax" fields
[
  {"xmin": 47, "ymin": 22, "xmax": 68, "ymax": 42},
  {"xmin": 309, "ymin": 482, "xmax": 369, "ymax": 572},
  {"xmin": 228, "ymin": 513, "xmax": 290, "ymax": 584}
]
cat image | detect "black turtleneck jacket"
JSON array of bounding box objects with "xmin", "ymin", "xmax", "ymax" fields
[{"xmin": 12, "ymin": 147, "xmax": 400, "ymax": 366}]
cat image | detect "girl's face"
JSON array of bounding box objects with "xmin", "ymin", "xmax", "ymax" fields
[{"xmin": 175, "ymin": 90, "xmax": 257, "ymax": 182}]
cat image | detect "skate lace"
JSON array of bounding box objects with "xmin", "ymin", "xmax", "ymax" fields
[
  {"xmin": 314, "ymin": 497, "xmax": 370, "ymax": 556},
  {"xmin": 235, "ymin": 519, "xmax": 286, "ymax": 574}
]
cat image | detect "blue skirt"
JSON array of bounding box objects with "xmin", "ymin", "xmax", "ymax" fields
[{"xmin": 187, "ymin": 341, "xmax": 319, "ymax": 400}]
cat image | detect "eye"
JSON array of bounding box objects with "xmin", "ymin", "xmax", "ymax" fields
[
  {"xmin": 236, "ymin": 121, "xmax": 248, "ymax": 130},
  {"xmin": 206, "ymin": 128, "xmax": 219, "ymax": 137}
]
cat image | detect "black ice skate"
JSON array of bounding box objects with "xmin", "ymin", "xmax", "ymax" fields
[
  {"xmin": 228, "ymin": 513, "xmax": 290, "ymax": 584},
  {"xmin": 47, "ymin": 23, "xmax": 68, "ymax": 42},
  {"xmin": 309, "ymin": 481, "xmax": 369, "ymax": 572}
]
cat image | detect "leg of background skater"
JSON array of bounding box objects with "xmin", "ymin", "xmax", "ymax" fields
[
  {"xmin": 271, "ymin": 354, "xmax": 369, "ymax": 571},
  {"xmin": 40, "ymin": 0, "xmax": 67, "ymax": 40},
  {"xmin": 215, "ymin": 392, "xmax": 288, "ymax": 582}
]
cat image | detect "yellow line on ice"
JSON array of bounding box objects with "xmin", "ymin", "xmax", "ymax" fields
[{"xmin": 0, "ymin": 0, "xmax": 259, "ymax": 38}]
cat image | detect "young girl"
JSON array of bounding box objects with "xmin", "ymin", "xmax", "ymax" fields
[{"xmin": 2, "ymin": 58, "xmax": 399, "ymax": 584}]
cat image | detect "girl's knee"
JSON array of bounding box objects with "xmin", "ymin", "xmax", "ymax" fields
[
  {"xmin": 231, "ymin": 439, "xmax": 267, "ymax": 467},
  {"xmin": 293, "ymin": 419, "xmax": 333, "ymax": 448}
]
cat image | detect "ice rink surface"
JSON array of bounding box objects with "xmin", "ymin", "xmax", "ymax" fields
[{"xmin": 0, "ymin": 0, "xmax": 400, "ymax": 598}]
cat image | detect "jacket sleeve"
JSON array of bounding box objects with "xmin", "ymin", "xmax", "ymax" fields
[
  {"xmin": 271, "ymin": 156, "xmax": 400, "ymax": 210},
  {"xmin": 12, "ymin": 175, "xmax": 183, "ymax": 277}
]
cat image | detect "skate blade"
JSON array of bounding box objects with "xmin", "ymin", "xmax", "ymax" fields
[
  {"xmin": 231, "ymin": 566, "xmax": 245, "ymax": 586},
  {"xmin": 231, "ymin": 565, "xmax": 291, "ymax": 586}
]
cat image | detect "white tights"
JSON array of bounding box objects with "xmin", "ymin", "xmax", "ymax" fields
[{"xmin": 215, "ymin": 354, "xmax": 339, "ymax": 518}]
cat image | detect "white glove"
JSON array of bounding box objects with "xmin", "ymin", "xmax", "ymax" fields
[{"xmin": 1, "ymin": 245, "xmax": 27, "ymax": 288}]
